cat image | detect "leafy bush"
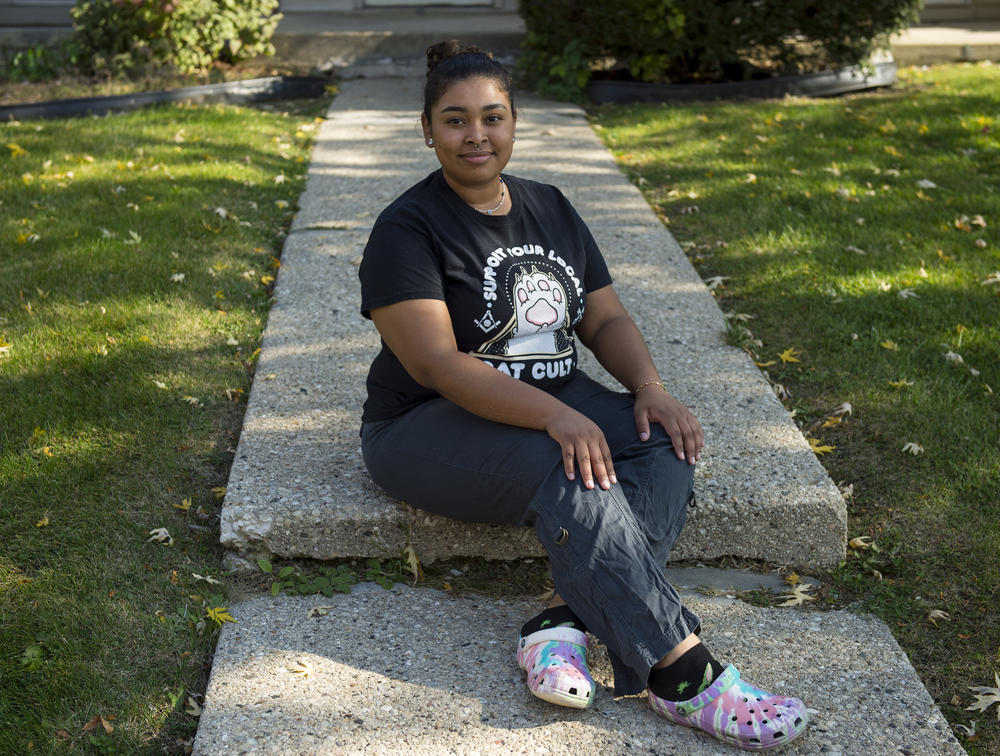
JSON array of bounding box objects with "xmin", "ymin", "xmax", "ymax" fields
[
  {"xmin": 70, "ymin": 0, "xmax": 282, "ymax": 75},
  {"xmin": 518, "ymin": 0, "xmax": 922, "ymax": 97}
]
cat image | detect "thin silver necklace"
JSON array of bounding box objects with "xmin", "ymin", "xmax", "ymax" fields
[{"xmin": 477, "ymin": 177, "xmax": 505, "ymax": 215}]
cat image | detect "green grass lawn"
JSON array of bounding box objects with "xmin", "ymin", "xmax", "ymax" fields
[
  {"xmin": 3, "ymin": 61, "xmax": 998, "ymax": 754},
  {"xmin": 592, "ymin": 62, "xmax": 1000, "ymax": 753},
  {"xmin": 1, "ymin": 94, "xmax": 329, "ymax": 753}
]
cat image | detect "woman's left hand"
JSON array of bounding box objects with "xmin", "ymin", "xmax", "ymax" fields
[{"xmin": 634, "ymin": 386, "xmax": 704, "ymax": 464}]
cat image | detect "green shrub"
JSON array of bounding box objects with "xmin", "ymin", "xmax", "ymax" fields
[
  {"xmin": 1, "ymin": 43, "xmax": 67, "ymax": 82},
  {"xmin": 518, "ymin": 0, "xmax": 922, "ymax": 97},
  {"xmin": 70, "ymin": 0, "xmax": 282, "ymax": 76},
  {"xmin": 517, "ymin": 0, "xmax": 684, "ymax": 100}
]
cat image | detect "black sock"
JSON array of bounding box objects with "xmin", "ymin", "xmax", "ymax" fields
[
  {"xmin": 520, "ymin": 605, "xmax": 587, "ymax": 637},
  {"xmin": 648, "ymin": 644, "xmax": 725, "ymax": 701}
]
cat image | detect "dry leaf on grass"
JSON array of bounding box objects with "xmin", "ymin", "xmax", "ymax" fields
[
  {"xmin": 147, "ymin": 528, "xmax": 173, "ymax": 545},
  {"xmin": 205, "ymin": 606, "xmax": 236, "ymax": 627},
  {"xmin": 967, "ymin": 672, "xmax": 1000, "ymax": 721},
  {"xmin": 831, "ymin": 402, "xmax": 853, "ymax": 417},
  {"xmin": 778, "ymin": 347, "xmax": 801, "ymax": 364},
  {"xmin": 808, "ymin": 438, "xmax": 835, "ymax": 455},
  {"xmin": 82, "ymin": 715, "xmax": 114, "ymax": 734},
  {"xmin": 927, "ymin": 609, "xmax": 952, "ymax": 626},
  {"xmin": 778, "ymin": 583, "xmax": 817, "ymax": 607}
]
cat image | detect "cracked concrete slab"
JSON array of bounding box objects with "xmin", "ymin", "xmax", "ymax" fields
[
  {"xmin": 193, "ymin": 585, "xmax": 963, "ymax": 755},
  {"xmin": 220, "ymin": 77, "xmax": 846, "ymax": 569}
]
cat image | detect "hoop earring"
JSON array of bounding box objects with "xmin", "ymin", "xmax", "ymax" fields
[
  {"xmin": 427, "ymin": 138, "xmax": 434, "ymax": 146},
  {"xmin": 512, "ymin": 137, "xmax": 516, "ymax": 142}
]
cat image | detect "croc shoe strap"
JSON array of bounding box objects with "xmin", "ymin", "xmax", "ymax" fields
[{"xmin": 671, "ymin": 664, "xmax": 740, "ymax": 717}]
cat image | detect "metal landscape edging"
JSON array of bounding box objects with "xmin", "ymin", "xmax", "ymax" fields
[
  {"xmin": 587, "ymin": 60, "xmax": 897, "ymax": 104},
  {"xmin": 0, "ymin": 75, "xmax": 328, "ymax": 121}
]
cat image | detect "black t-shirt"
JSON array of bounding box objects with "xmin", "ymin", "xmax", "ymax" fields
[{"xmin": 359, "ymin": 169, "xmax": 612, "ymax": 422}]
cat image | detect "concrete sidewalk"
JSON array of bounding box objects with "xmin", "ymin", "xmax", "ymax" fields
[
  {"xmin": 194, "ymin": 583, "xmax": 963, "ymax": 755},
  {"xmin": 195, "ymin": 76, "xmax": 965, "ymax": 754},
  {"xmin": 218, "ymin": 77, "xmax": 846, "ymax": 569}
]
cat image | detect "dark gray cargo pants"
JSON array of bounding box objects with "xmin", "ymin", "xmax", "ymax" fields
[{"xmin": 360, "ymin": 371, "xmax": 700, "ymax": 696}]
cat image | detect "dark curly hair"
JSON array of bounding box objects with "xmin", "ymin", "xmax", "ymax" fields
[{"xmin": 423, "ymin": 39, "xmax": 514, "ymax": 120}]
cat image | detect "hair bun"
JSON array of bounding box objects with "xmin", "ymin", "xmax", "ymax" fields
[{"xmin": 426, "ymin": 39, "xmax": 490, "ymax": 74}]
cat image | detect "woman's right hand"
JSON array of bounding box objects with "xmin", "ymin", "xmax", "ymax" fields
[{"xmin": 545, "ymin": 407, "xmax": 617, "ymax": 491}]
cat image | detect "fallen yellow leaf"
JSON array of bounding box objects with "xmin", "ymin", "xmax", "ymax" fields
[
  {"xmin": 205, "ymin": 606, "xmax": 236, "ymax": 627},
  {"xmin": 36, "ymin": 516, "xmax": 50, "ymax": 528},
  {"xmin": 174, "ymin": 498, "xmax": 192, "ymax": 511},
  {"xmin": 287, "ymin": 658, "xmax": 313, "ymax": 677},
  {"xmin": 778, "ymin": 347, "xmax": 801, "ymax": 364},
  {"xmin": 879, "ymin": 339, "xmax": 899, "ymax": 351},
  {"xmin": 808, "ymin": 438, "xmax": 835, "ymax": 455}
]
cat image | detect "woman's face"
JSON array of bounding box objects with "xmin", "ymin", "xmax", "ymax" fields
[{"xmin": 422, "ymin": 76, "xmax": 516, "ymax": 190}]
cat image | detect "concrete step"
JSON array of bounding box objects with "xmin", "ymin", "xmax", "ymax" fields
[
  {"xmin": 192, "ymin": 582, "xmax": 964, "ymax": 754},
  {"xmin": 219, "ymin": 77, "xmax": 847, "ymax": 570}
]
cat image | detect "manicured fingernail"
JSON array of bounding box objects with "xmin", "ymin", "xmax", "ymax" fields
[
  {"xmin": 611, "ymin": 475, "xmax": 618, "ymax": 485},
  {"xmin": 586, "ymin": 479, "xmax": 594, "ymax": 489},
  {"xmin": 640, "ymin": 431, "xmax": 649, "ymax": 441},
  {"xmin": 601, "ymin": 478, "xmax": 610, "ymax": 489},
  {"xmin": 568, "ymin": 472, "xmax": 575, "ymax": 480},
  {"xmin": 678, "ymin": 451, "xmax": 686, "ymax": 461}
]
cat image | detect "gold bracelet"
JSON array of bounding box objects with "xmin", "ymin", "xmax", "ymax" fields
[{"xmin": 633, "ymin": 380, "xmax": 666, "ymax": 395}]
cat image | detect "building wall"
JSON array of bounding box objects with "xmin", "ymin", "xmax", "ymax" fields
[
  {"xmin": 0, "ymin": 0, "xmax": 520, "ymax": 27},
  {"xmin": 923, "ymin": 0, "xmax": 1000, "ymax": 22},
  {"xmin": 1, "ymin": 0, "xmax": 997, "ymax": 44}
]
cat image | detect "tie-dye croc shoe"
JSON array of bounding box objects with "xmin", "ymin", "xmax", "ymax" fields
[
  {"xmin": 517, "ymin": 626, "xmax": 594, "ymax": 708},
  {"xmin": 648, "ymin": 665, "xmax": 808, "ymax": 751}
]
